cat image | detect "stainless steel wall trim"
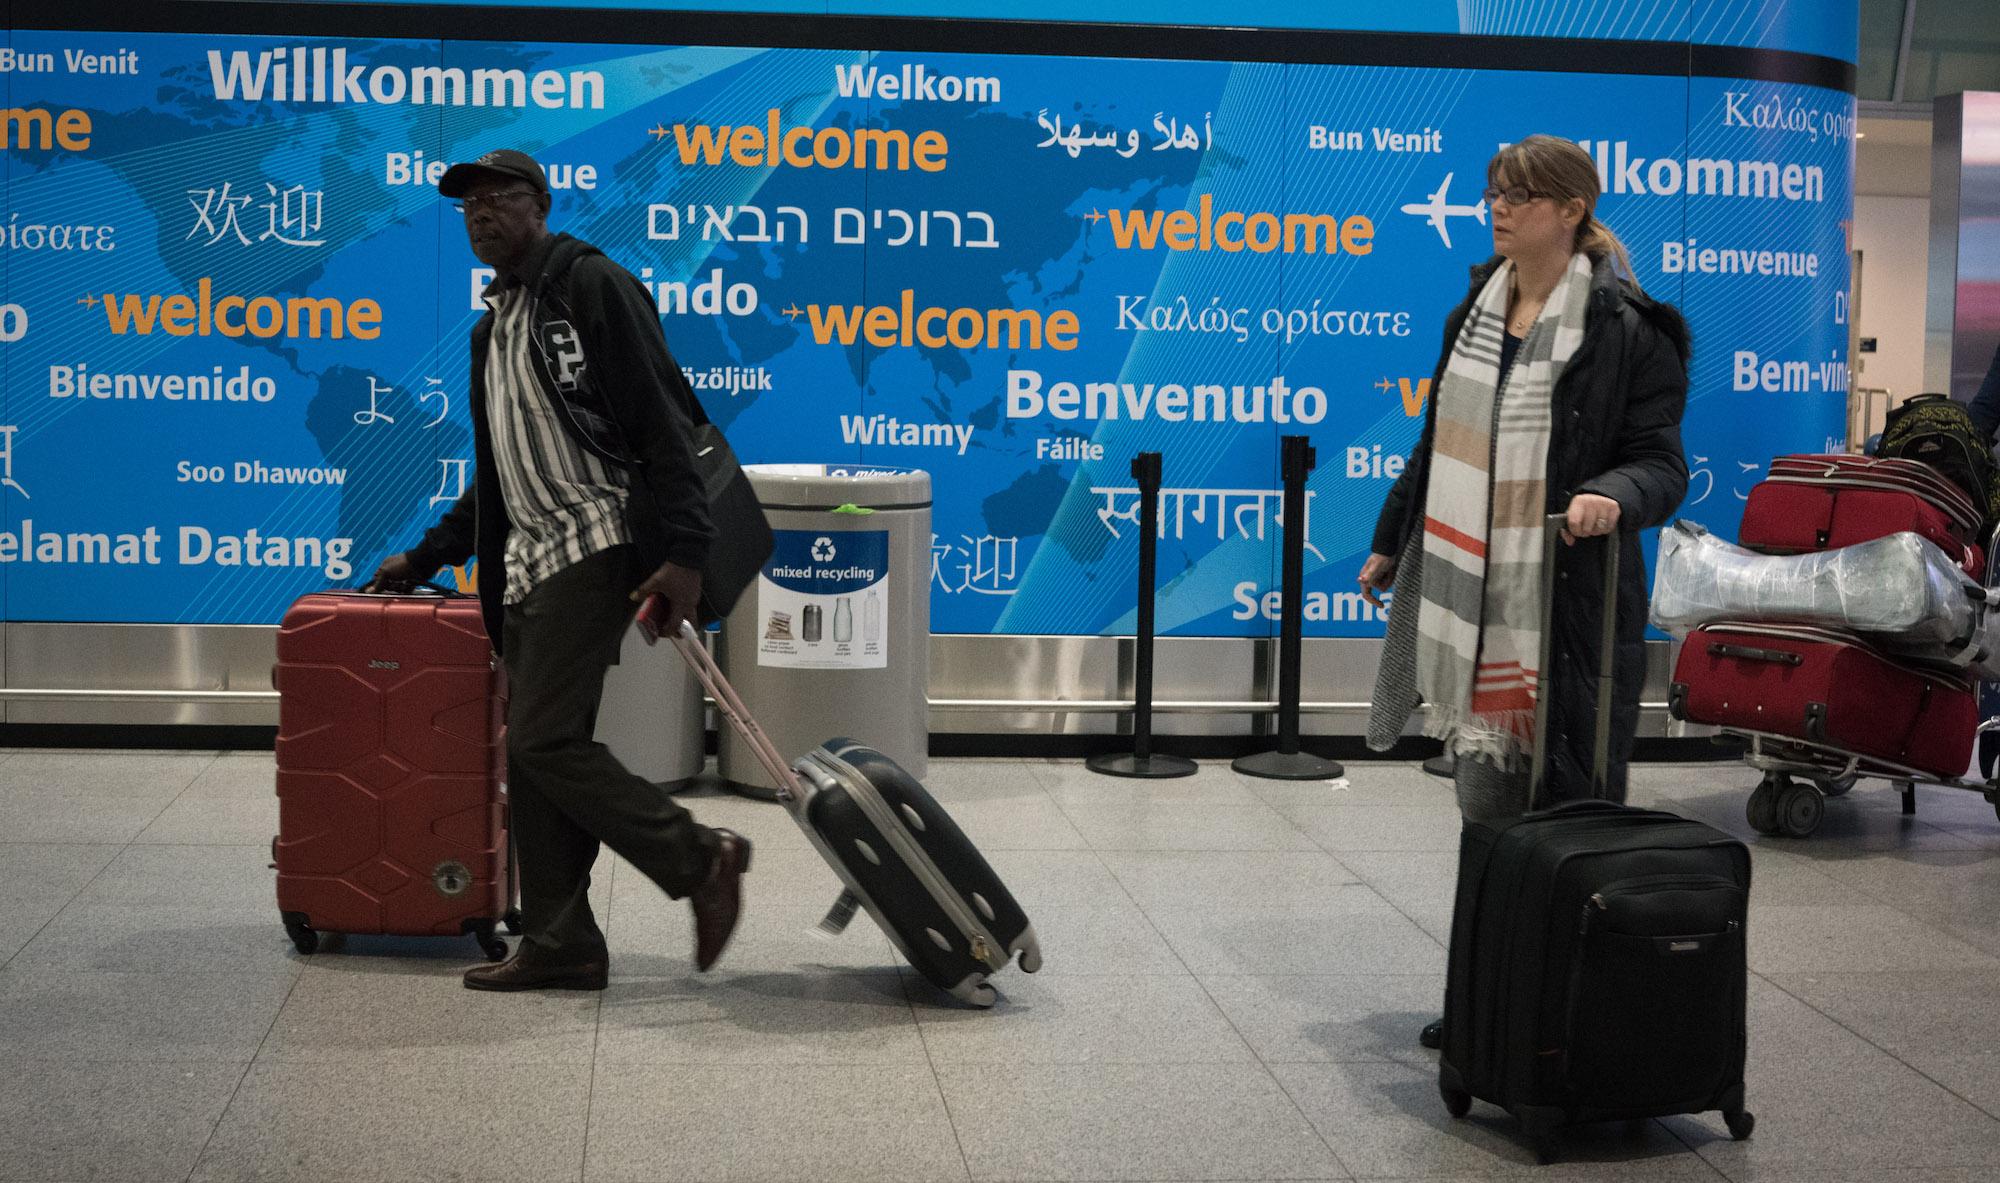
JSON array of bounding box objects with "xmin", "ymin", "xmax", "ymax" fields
[
  {"xmin": 0, "ymin": 689, "xmax": 278, "ymax": 703},
  {"xmin": 928, "ymin": 698, "xmax": 1374, "ymax": 712},
  {"xmin": 927, "ymin": 697, "xmax": 1672, "ymax": 714},
  {"xmin": 4, "ymin": 622, "xmax": 284, "ymax": 726},
  {"xmin": 0, "ymin": 623, "xmax": 1682, "ymax": 734}
]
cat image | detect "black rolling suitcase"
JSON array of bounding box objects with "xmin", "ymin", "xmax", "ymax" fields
[
  {"xmin": 661, "ymin": 616, "xmax": 1042, "ymax": 1006},
  {"xmin": 1437, "ymin": 516, "xmax": 1755, "ymax": 1159}
]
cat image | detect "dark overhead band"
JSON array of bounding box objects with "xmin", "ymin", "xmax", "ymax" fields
[{"xmin": 27, "ymin": 1, "xmax": 1861, "ymax": 94}]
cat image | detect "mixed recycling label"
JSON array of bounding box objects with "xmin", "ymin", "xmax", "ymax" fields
[{"xmin": 757, "ymin": 528, "xmax": 890, "ymax": 669}]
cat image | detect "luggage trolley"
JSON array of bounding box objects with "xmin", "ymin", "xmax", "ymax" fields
[
  {"xmin": 1674, "ymin": 517, "xmax": 2000, "ymax": 839},
  {"xmin": 1712, "ymin": 727, "xmax": 2000, "ymax": 839}
]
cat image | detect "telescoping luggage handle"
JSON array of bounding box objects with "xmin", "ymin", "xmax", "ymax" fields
[
  {"xmin": 654, "ymin": 611, "xmax": 869, "ymax": 937},
  {"xmin": 663, "ymin": 617, "xmax": 810, "ymax": 804},
  {"xmin": 347, "ymin": 579, "xmax": 468, "ymax": 598},
  {"xmin": 1528, "ymin": 512, "xmax": 1620, "ymax": 811}
]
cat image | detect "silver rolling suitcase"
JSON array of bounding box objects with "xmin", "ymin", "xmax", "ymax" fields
[{"xmin": 667, "ymin": 621, "xmax": 1042, "ymax": 1006}]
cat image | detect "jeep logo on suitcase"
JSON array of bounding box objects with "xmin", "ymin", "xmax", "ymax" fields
[{"xmin": 368, "ymin": 659, "xmax": 400, "ymax": 671}]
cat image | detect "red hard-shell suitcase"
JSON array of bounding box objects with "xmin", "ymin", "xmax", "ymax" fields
[
  {"xmin": 1740, "ymin": 455, "xmax": 1985, "ymax": 579},
  {"xmin": 1668, "ymin": 621, "xmax": 1977, "ymax": 780},
  {"xmin": 272, "ymin": 590, "xmax": 514, "ymax": 959}
]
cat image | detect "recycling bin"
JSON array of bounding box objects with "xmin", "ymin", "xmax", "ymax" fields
[
  {"xmin": 718, "ymin": 464, "xmax": 930, "ymax": 797},
  {"xmin": 595, "ymin": 622, "xmax": 705, "ymax": 786}
]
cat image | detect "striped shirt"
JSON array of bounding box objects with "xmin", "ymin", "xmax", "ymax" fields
[{"xmin": 483, "ymin": 284, "xmax": 631, "ymax": 604}]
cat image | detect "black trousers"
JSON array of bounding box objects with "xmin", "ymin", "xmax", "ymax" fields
[{"xmin": 501, "ymin": 545, "xmax": 718, "ymax": 963}]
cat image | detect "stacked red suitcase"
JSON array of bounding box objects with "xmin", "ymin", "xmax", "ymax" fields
[
  {"xmin": 1739, "ymin": 453, "xmax": 1985, "ymax": 579},
  {"xmin": 1671, "ymin": 455, "xmax": 1990, "ymax": 834},
  {"xmin": 272, "ymin": 590, "xmax": 514, "ymax": 958},
  {"xmin": 1670, "ymin": 622, "xmax": 1979, "ymax": 776}
]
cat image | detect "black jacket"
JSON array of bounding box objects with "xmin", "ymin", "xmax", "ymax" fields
[
  {"xmin": 404, "ymin": 233, "xmax": 713, "ymax": 652},
  {"xmin": 1372, "ymin": 254, "xmax": 1690, "ymax": 801},
  {"xmin": 1968, "ymin": 340, "xmax": 2000, "ymax": 442}
]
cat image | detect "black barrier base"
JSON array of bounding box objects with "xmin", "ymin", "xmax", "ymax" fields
[
  {"xmin": 1422, "ymin": 753, "xmax": 1457, "ymax": 779},
  {"xmin": 1231, "ymin": 749, "xmax": 1345, "ymax": 781},
  {"xmin": 1086, "ymin": 751, "xmax": 1199, "ymax": 779}
]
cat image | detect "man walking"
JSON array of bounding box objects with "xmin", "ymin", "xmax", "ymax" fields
[{"xmin": 369, "ymin": 149, "xmax": 751, "ymax": 991}]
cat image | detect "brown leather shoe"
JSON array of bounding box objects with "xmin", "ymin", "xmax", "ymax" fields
[
  {"xmin": 690, "ymin": 829, "xmax": 752, "ymax": 972},
  {"xmin": 463, "ymin": 953, "xmax": 608, "ymax": 992}
]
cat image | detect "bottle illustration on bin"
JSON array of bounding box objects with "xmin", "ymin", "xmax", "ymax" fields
[
  {"xmin": 801, "ymin": 603, "xmax": 823, "ymax": 643},
  {"xmin": 863, "ymin": 589, "xmax": 880, "ymax": 644},
  {"xmin": 833, "ymin": 596, "xmax": 853, "ymax": 643}
]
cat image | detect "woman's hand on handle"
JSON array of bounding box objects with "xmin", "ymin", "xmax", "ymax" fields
[{"xmin": 1562, "ymin": 493, "xmax": 1622, "ymax": 546}]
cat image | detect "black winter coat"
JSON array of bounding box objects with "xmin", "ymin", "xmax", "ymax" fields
[
  {"xmin": 404, "ymin": 233, "xmax": 713, "ymax": 652},
  {"xmin": 1368, "ymin": 253, "xmax": 1690, "ymax": 803}
]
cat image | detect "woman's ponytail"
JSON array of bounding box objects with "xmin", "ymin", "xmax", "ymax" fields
[{"xmin": 1577, "ymin": 216, "xmax": 1639, "ymax": 292}]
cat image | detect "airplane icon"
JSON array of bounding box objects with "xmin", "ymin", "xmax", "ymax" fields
[{"xmin": 1400, "ymin": 173, "xmax": 1487, "ymax": 249}]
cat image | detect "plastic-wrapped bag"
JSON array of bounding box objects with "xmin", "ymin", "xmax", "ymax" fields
[{"xmin": 1651, "ymin": 521, "xmax": 2000, "ymax": 675}]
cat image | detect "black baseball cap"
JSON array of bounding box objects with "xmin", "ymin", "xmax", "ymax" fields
[{"xmin": 437, "ymin": 148, "xmax": 548, "ymax": 198}]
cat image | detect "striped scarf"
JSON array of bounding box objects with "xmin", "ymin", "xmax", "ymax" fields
[{"xmin": 1415, "ymin": 253, "xmax": 1592, "ymax": 768}]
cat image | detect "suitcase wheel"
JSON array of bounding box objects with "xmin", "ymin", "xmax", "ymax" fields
[
  {"xmin": 1439, "ymin": 1082, "xmax": 1471, "ymax": 1119},
  {"xmin": 468, "ymin": 920, "xmax": 509, "ymax": 962},
  {"xmin": 504, "ymin": 909, "xmax": 523, "ymax": 937},
  {"xmin": 1517, "ymin": 1108, "xmax": 1563, "ymax": 1164},
  {"xmin": 281, "ymin": 911, "xmax": 318, "ymax": 956},
  {"xmin": 1724, "ymin": 1107, "xmax": 1756, "ymax": 1141},
  {"xmin": 949, "ymin": 980, "xmax": 999, "ymax": 1008}
]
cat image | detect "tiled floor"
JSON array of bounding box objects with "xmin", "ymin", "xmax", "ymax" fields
[{"xmin": 1, "ymin": 749, "xmax": 1998, "ymax": 1181}]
